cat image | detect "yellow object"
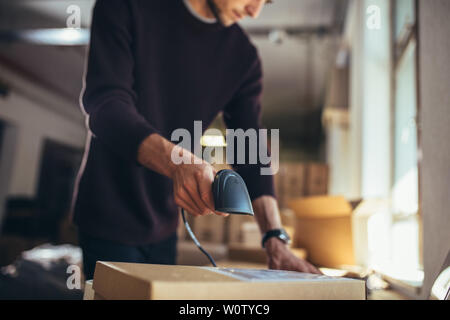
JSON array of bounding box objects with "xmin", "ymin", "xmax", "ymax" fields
[{"xmin": 289, "ymin": 196, "xmax": 354, "ymax": 268}]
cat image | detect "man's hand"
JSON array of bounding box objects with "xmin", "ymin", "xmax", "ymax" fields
[
  {"xmin": 171, "ymin": 159, "xmax": 229, "ymax": 217},
  {"xmin": 252, "ymin": 196, "xmax": 322, "ymax": 274},
  {"xmin": 137, "ymin": 133, "xmax": 228, "ymax": 218},
  {"xmin": 265, "ymin": 237, "xmax": 322, "ymax": 274}
]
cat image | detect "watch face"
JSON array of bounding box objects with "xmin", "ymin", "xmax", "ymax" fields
[
  {"xmin": 262, "ymin": 229, "xmax": 291, "ymax": 248},
  {"xmin": 279, "ymin": 230, "xmax": 291, "ymax": 243}
]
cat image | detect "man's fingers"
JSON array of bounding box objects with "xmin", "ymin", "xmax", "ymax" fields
[
  {"xmin": 292, "ymin": 258, "xmax": 321, "ymax": 274},
  {"xmin": 176, "ymin": 198, "xmax": 200, "ymax": 217},
  {"xmin": 195, "ymin": 168, "xmax": 230, "ymax": 217},
  {"xmin": 215, "ymin": 211, "xmax": 230, "ymax": 217},
  {"xmin": 193, "ymin": 175, "xmax": 215, "ymax": 216},
  {"xmin": 196, "ymin": 169, "xmax": 216, "ymax": 212},
  {"xmin": 184, "ymin": 187, "xmax": 208, "ymax": 216},
  {"xmin": 302, "ymin": 260, "xmax": 322, "ymax": 274},
  {"xmin": 177, "ymin": 186, "xmax": 203, "ymax": 216},
  {"xmin": 309, "ymin": 264, "xmax": 323, "ymax": 275}
]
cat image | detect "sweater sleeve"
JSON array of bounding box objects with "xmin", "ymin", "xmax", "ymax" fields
[
  {"xmin": 81, "ymin": 0, "xmax": 159, "ymax": 163},
  {"xmin": 223, "ymin": 51, "xmax": 275, "ymax": 201}
]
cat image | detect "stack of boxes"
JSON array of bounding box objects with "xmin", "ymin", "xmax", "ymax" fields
[{"xmin": 276, "ymin": 162, "xmax": 329, "ymax": 209}]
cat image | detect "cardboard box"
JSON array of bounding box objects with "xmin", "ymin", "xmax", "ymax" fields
[
  {"xmin": 228, "ymin": 243, "xmax": 307, "ymax": 264},
  {"xmin": 177, "ymin": 241, "xmax": 227, "ymax": 266},
  {"xmin": 83, "ymin": 280, "xmax": 94, "ymax": 300},
  {"xmin": 93, "ymin": 261, "xmax": 366, "ymax": 300},
  {"xmin": 273, "ymin": 170, "xmax": 283, "ymax": 205},
  {"xmin": 227, "ymin": 214, "xmax": 254, "ymax": 244},
  {"xmin": 305, "ymin": 163, "xmax": 329, "ymax": 196},
  {"xmin": 228, "ymin": 220, "xmax": 294, "ymax": 248},
  {"xmin": 280, "ymin": 208, "xmax": 296, "ymax": 228},
  {"xmin": 275, "ymin": 163, "xmax": 329, "ymax": 208},
  {"xmin": 278, "ymin": 163, "xmax": 307, "ymax": 208},
  {"xmin": 193, "ymin": 214, "xmax": 226, "ymax": 244},
  {"xmin": 241, "ymin": 222, "xmax": 260, "ymax": 247},
  {"xmin": 289, "ymin": 196, "xmax": 354, "ymax": 268},
  {"xmin": 178, "ymin": 210, "xmax": 196, "ymax": 241}
]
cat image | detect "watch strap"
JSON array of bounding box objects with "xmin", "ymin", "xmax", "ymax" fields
[{"xmin": 261, "ymin": 228, "xmax": 290, "ymax": 248}]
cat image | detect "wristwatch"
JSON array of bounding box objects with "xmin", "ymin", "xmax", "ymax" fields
[{"xmin": 261, "ymin": 228, "xmax": 291, "ymax": 248}]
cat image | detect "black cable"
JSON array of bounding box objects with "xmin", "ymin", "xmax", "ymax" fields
[{"xmin": 181, "ymin": 208, "xmax": 217, "ymax": 267}]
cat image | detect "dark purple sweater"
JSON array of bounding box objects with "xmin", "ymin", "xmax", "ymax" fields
[{"xmin": 73, "ymin": 0, "xmax": 275, "ymax": 245}]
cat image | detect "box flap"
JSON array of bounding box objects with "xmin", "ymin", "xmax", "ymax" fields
[
  {"xmin": 93, "ymin": 261, "xmax": 366, "ymax": 300},
  {"xmin": 289, "ymin": 196, "xmax": 352, "ymax": 219},
  {"xmin": 93, "ymin": 261, "xmax": 239, "ymax": 299}
]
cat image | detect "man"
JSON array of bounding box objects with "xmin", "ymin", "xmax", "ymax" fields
[{"xmin": 73, "ymin": 0, "xmax": 320, "ymax": 280}]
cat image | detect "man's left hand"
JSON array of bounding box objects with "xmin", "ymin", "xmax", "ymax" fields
[{"xmin": 265, "ymin": 237, "xmax": 322, "ymax": 274}]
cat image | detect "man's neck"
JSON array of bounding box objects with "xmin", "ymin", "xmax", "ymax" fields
[{"xmin": 184, "ymin": 0, "xmax": 217, "ymax": 23}]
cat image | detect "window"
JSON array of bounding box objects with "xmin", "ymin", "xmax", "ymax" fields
[
  {"xmin": 385, "ymin": 0, "xmax": 422, "ymax": 287},
  {"xmin": 345, "ymin": 0, "xmax": 423, "ymax": 289}
]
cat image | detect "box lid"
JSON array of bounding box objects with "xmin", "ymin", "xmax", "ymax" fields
[
  {"xmin": 289, "ymin": 196, "xmax": 352, "ymax": 219},
  {"xmin": 92, "ymin": 261, "xmax": 366, "ymax": 300}
]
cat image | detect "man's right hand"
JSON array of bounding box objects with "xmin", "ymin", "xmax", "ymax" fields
[
  {"xmin": 171, "ymin": 160, "xmax": 228, "ymax": 217},
  {"xmin": 137, "ymin": 133, "xmax": 228, "ymax": 217}
]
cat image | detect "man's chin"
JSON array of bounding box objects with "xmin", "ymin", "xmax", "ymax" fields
[
  {"xmin": 221, "ymin": 16, "xmax": 237, "ymax": 27},
  {"xmin": 223, "ymin": 21, "xmax": 236, "ymax": 27}
]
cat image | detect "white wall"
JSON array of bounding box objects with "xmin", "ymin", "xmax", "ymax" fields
[
  {"xmin": 0, "ymin": 63, "xmax": 86, "ymax": 227},
  {"xmin": 418, "ymin": 0, "xmax": 450, "ymax": 299}
]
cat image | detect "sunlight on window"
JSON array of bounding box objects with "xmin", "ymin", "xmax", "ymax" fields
[{"xmin": 392, "ymin": 167, "xmax": 418, "ymax": 215}]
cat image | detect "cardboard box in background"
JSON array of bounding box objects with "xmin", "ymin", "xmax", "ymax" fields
[
  {"xmin": 276, "ymin": 163, "xmax": 307, "ymax": 209},
  {"xmin": 177, "ymin": 241, "xmax": 228, "ymax": 266},
  {"xmin": 83, "ymin": 280, "xmax": 94, "ymax": 300},
  {"xmin": 177, "ymin": 209, "xmax": 197, "ymax": 242},
  {"xmin": 228, "ymin": 243, "xmax": 307, "ymax": 264},
  {"xmin": 273, "ymin": 169, "xmax": 283, "ymax": 206},
  {"xmin": 289, "ymin": 196, "xmax": 354, "ymax": 268},
  {"xmin": 227, "ymin": 209, "xmax": 296, "ymax": 246},
  {"xmin": 305, "ymin": 163, "xmax": 329, "ymax": 196},
  {"xmin": 93, "ymin": 261, "xmax": 366, "ymax": 300},
  {"xmin": 275, "ymin": 163, "xmax": 329, "ymax": 209},
  {"xmin": 227, "ymin": 214, "xmax": 254, "ymax": 244},
  {"xmin": 192, "ymin": 214, "xmax": 226, "ymax": 244},
  {"xmin": 241, "ymin": 222, "xmax": 260, "ymax": 247},
  {"xmin": 280, "ymin": 208, "xmax": 296, "ymax": 229}
]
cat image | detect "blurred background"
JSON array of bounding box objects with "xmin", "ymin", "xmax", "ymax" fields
[{"xmin": 0, "ymin": 0, "xmax": 449, "ymax": 300}]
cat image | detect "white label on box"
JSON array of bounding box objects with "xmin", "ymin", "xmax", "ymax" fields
[{"xmin": 204, "ymin": 268, "xmax": 353, "ymax": 282}]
